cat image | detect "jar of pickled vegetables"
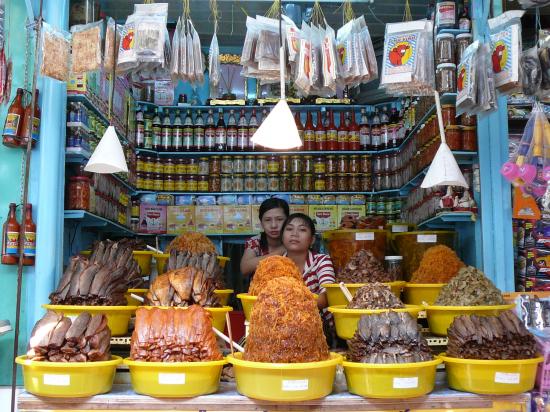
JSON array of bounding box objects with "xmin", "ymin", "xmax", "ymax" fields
[
  {"xmin": 234, "ymin": 156, "xmax": 245, "ymax": 174},
  {"xmin": 209, "ymin": 175, "xmax": 221, "ymax": 192},
  {"xmin": 210, "ymin": 156, "xmax": 221, "ymax": 174},
  {"xmin": 257, "ymin": 156, "xmax": 268, "ymax": 174},
  {"xmin": 279, "ymin": 156, "xmax": 290, "ymax": 174},
  {"xmin": 233, "ymin": 174, "xmax": 245, "ymax": 192},
  {"xmin": 291, "ymin": 156, "xmax": 302, "ymax": 174},
  {"xmin": 314, "ymin": 157, "xmax": 326, "ymax": 174},
  {"xmin": 245, "ymin": 174, "xmax": 256, "ymax": 192},
  {"xmin": 187, "ymin": 175, "xmax": 198, "ymax": 192},
  {"xmin": 198, "ymin": 175, "xmax": 209, "ymax": 192},
  {"xmin": 268, "ymin": 174, "xmax": 280, "ymax": 191},
  {"xmin": 280, "ymin": 174, "xmax": 291, "ymax": 191},
  {"xmin": 291, "ymin": 174, "xmax": 302, "ymax": 191},
  {"xmin": 256, "ymin": 174, "xmax": 268, "ymax": 191},
  {"xmin": 303, "ymin": 156, "xmax": 314, "ymax": 173},
  {"xmin": 314, "ymin": 174, "xmax": 326, "ymax": 191},
  {"xmin": 221, "ymin": 175, "xmax": 232, "ymax": 192},
  {"xmin": 198, "ymin": 157, "xmax": 210, "ymax": 175},
  {"xmin": 303, "ymin": 174, "xmax": 313, "ymax": 191},
  {"xmin": 337, "ymin": 174, "xmax": 348, "ymax": 191},
  {"xmin": 221, "ymin": 156, "xmax": 233, "ymax": 174}
]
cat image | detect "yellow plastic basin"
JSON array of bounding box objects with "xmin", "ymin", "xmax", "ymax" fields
[
  {"xmin": 322, "ymin": 282, "xmax": 406, "ymax": 307},
  {"xmin": 237, "ymin": 293, "xmax": 256, "ymax": 321},
  {"xmin": 142, "ymin": 305, "xmax": 232, "ymax": 332},
  {"xmin": 154, "ymin": 253, "xmax": 230, "ymax": 275},
  {"xmin": 328, "ymin": 305, "xmax": 423, "ymax": 340},
  {"xmin": 42, "ymin": 304, "xmax": 137, "ymax": 336},
  {"xmin": 125, "ymin": 288, "xmax": 148, "ymax": 306},
  {"xmin": 343, "ymin": 358, "xmax": 442, "ymax": 398},
  {"xmin": 227, "ymin": 352, "xmax": 342, "ymax": 401},
  {"xmin": 16, "ymin": 355, "xmax": 121, "ymax": 397},
  {"xmin": 81, "ymin": 250, "xmax": 153, "ymax": 275},
  {"xmin": 214, "ymin": 289, "xmax": 234, "ymax": 306},
  {"xmin": 124, "ymin": 358, "xmax": 227, "ymax": 397},
  {"xmin": 439, "ymin": 353, "xmax": 543, "ymax": 395},
  {"xmin": 425, "ymin": 304, "xmax": 515, "ymax": 336},
  {"xmin": 403, "ymin": 284, "xmax": 446, "ymax": 305}
]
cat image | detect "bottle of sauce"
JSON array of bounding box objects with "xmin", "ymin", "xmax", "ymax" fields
[
  {"xmin": 359, "ymin": 108, "xmax": 371, "ymax": 151},
  {"xmin": 458, "ymin": 2, "xmax": 471, "ymax": 31},
  {"xmin": 303, "ymin": 112, "xmax": 315, "ymax": 151},
  {"xmin": 205, "ymin": 109, "xmax": 216, "ymax": 151},
  {"xmin": 315, "ymin": 111, "xmax": 326, "ymax": 151},
  {"xmin": 144, "ymin": 113, "xmax": 153, "ymax": 149},
  {"xmin": 337, "ymin": 112, "xmax": 349, "ymax": 151},
  {"xmin": 435, "ymin": 0, "xmax": 457, "ymax": 30},
  {"xmin": 215, "ymin": 109, "xmax": 227, "ymax": 151},
  {"xmin": 22, "ymin": 204, "xmax": 35, "ymax": 266},
  {"xmin": 20, "ymin": 89, "xmax": 41, "ymax": 148},
  {"xmin": 3, "ymin": 88, "xmax": 25, "ymax": 148},
  {"xmin": 194, "ymin": 110, "xmax": 205, "ymax": 151},
  {"xmin": 182, "ymin": 109, "xmax": 194, "ymax": 151},
  {"xmin": 172, "ymin": 110, "xmax": 183, "ymax": 152},
  {"xmin": 326, "ymin": 110, "xmax": 338, "ymax": 151},
  {"xmin": 226, "ymin": 109, "xmax": 238, "ymax": 151},
  {"xmin": 237, "ymin": 109, "xmax": 248, "ymax": 151},
  {"xmin": 152, "ymin": 108, "xmax": 162, "ymax": 151},
  {"xmin": 371, "ymin": 109, "xmax": 381, "ymax": 151},
  {"xmin": 1, "ymin": 203, "xmax": 19, "ymax": 265},
  {"xmin": 248, "ymin": 109, "xmax": 259, "ymax": 151},
  {"xmin": 348, "ymin": 111, "xmax": 360, "ymax": 151},
  {"xmin": 161, "ymin": 109, "xmax": 172, "ymax": 152},
  {"xmin": 294, "ymin": 112, "xmax": 304, "ymax": 147},
  {"xmin": 380, "ymin": 107, "xmax": 390, "ymax": 150},
  {"xmin": 389, "ymin": 107, "xmax": 399, "ymax": 148},
  {"xmin": 135, "ymin": 105, "xmax": 145, "ymax": 148}
]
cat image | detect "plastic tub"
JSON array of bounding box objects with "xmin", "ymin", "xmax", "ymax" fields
[
  {"xmin": 425, "ymin": 304, "xmax": 515, "ymax": 336},
  {"xmin": 322, "ymin": 229, "xmax": 387, "ymax": 274},
  {"xmin": 142, "ymin": 306, "xmax": 232, "ymax": 332},
  {"xmin": 125, "ymin": 288, "xmax": 148, "ymax": 306},
  {"xmin": 343, "ymin": 358, "xmax": 442, "ymax": 398},
  {"xmin": 392, "ymin": 231, "xmax": 456, "ymax": 280},
  {"xmin": 16, "ymin": 355, "xmax": 122, "ymax": 397},
  {"xmin": 81, "ymin": 250, "xmax": 154, "ymax": 275},
  {"xmin": 42, "ymin": 304, "xmax": 138, "ymax": 336},
  {"xmin": 403, "ymin": 284, "xmax": 446, "ymax": 305},
  {"xmin": 154, "ymin": 253, "xmax": 230, "ymax": 275},
  {"xmin": 214, "ymin": 289, "xmax": 234, "ymax": 306},
  {"xmin": 328, "ymin": 305, "xmax": 423, "ymax": 340},
  {"xmin": 237, "ymin": 293, "xmax": 256, "ymax": 321},
  {"xmin": 439, "ymin": 353, "xmax": 543, "ymax": 394},
  {"xmin": 124, "ymin": 358, "xmax": 227, "ymax": 397},
  {"xmin": 322, "ymin": 282, "xmax": 406, "ymax": 307},
  {"xmin": 227, "ymin": 352, "xmax": 342, "ymax": 401}
]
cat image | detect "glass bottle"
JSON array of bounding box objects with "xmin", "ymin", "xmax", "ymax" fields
[
  {"xmin": 380, "ymin": 106, "xmax": 390, "ymax": 150},
  {"xmin": 326, "ymin": 110, "xmax": 338, "ymax": 151},
  {"xmin": 22, "ymin": 204, "xmax": 35, "ymax": 266},
  {"xmin": 303, "ymin": 111, "xmax": 315, "ymax": 151},
  {"xmin": 348, "ymin": 111, "xmax": 360, "ymax": 151},
  {"xmin": 205, "ymin": 109, "xmax": 216, "ymax": 151},
  {"xmin": 1, "ymin": 203, "xmax": 19, "ymax": 265},
  {"xmin": 295, "ymin": 112, "xmax": 304, "ymax": 147},
  {"xmin": 215, "ymin": 109, "xmax": 226, "ymax": 151},
  {"xmin": 161, "ymin": 109, "xmax": 172, "ymax": 152},
  {"xmin": 3, "ymin": 88, "xmax": 25, "ymax": 147},
  {"xmin": 20, "ymin": 90, "xmax": 41, "ymax": 148},
  {"xmin": 315, "ymin": 111, "xmax": 326, "ymax": 151},
  {"xmin": 182, "ymin": 109, "xmax": 194, "ymax": 151},
  {"xmin": 248, "ymin": 109, "xmax": 259, "ymax": 151},
  {"xmin": 337, "ymin": 111, "xmax": 349, "ymax": 151},
  {"xmin": 237, "ymin": 109, "xmax": 248, "ymax": 151},
  {"xmin": 172, "ymin": 110, "xmax": 183, "ymax": 152},
  {"xmin": 459, "ymin": 3, "xmax": 471, "ymax": 31},
  {"xmin": 144, "ymin": 113, "xmax": 153, "ymax": 149},
  {"xmin": 359, "ymin": 108, "xmax": 371, "ymax": 151},
  {"xmin": 135, "ymin": 105, "xmax": 145, "ymax": 148},
  {"xmin": 194, "ymin": 110, "xmax": 205, "ymax": 151},
  {"xmin": 152, "ymin": 108, "xmax": 162, "ymax": 151},
  {"xmin": 371, "ymin": 109, "xmax": 381, "ymax": 151},
  {"xmin": 227, "ymin": 109, "xmax": 238, "ymax": 151}
]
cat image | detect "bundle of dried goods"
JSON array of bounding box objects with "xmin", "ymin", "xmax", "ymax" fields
[
  {"xmin": 245, "ymin": 277, "xmax": 329, "ymax": 363},
  {"xmin": 337, "ymin": 250, "xmax": 395, "ymax": 283},
  {"xmin": 340, "ymin": 215, "xmax": 386, "ymax": 229},
  {"xmin": 348, "ymin": 311, "xmax": 432, "ymax": 364},
  {"xmin": 130, "ymin": 306, "xmax": 222, "ymax": 362},
  {"xmin": 166, "ymin": 232, "xmax": 217, "ymax": 255},
  {"xmin": 146, "ymin": 267, "xmax": 220, "ymax": 307},
  {"xmin": 347, "ymin": 283, "xmax": 404, "ymax": 309},
  {"xmin": 27, "ymin": 311, "xmax": 111, "ymax": 362},
  {"xmin": 165, "ymin": 249, "xmax": 225, "ymax": 289},
  {"xmin": 447, "ymin": 311, "xmax": 537, "ymax": 359},
  {"xmin": 49, "ymin": 239, "xmax": 141, "ymax": 306},
  {"xmin": 248, "ymin": 255, "xmax": 302, "ymax": 295},
  {"xmin": 435, "ymin": 266, "xmax": 504, "ymax": 306},
  {"xmin": 410, "ymin": 245, "xmax": 465, "ymax": 284}
]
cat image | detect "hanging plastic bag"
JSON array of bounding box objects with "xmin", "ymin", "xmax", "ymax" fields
[
  {"xmin": 321, "ymin": 22, "xmax": 337, "ymax": 94},
  {"xmin": 70, "ymin": 20, "xmax": 103, "ymax": 75},
  {"xmin": 179, "ymin": 20, "xmax": 187, "ymax": 81},
  {"xmin": 517, "ymin": 0, "xmax": 550, "ymax": 9},
  {"xmin": 103, "ymin": 17, "xmax": 118, "ymax": 72},
  {"xmin": 170, "ymin": 17, "xmax": 181, "ymax": 81},
  {"xmin": 336, "ymin": 19, "xmax": 354, "ymax": 86},
  {"xmin": 40, "ymin": 22, "xmax": 71, "ymax": 82},
  {"xmin": 186, "ymin": 20, "xmax": 195, "ymax": 83},
  {"xmin": 241, "ymin": 16, "xmax": 259, "ymax": 68},
  {"xmin": 295, "ymin": 23, "xmax": 312, "ymax": 95},
  {"xmin": 488, "ymin": 10, "xmax": 525, "ymax": 94},
  {"xmin": 357, "ymin": 16, "xmax": 378, "ymax": 81},
  {"xmin": 191, "ymin": 20, "xmax": 204, "ymax": 84},
  {"xmin": 521, "ymin": 47, "xmax": 542, "ymax": 96},
  {"xmin": 456, "ymin": 41, "xmax": 479, "ymax": 116},
  {"xmin": 283, "ymin": 15, "xmax": 300, "ymax": 63},
  {"xmin": 209, "ymin": 30, "xmax": 220, "ymax": 98}
]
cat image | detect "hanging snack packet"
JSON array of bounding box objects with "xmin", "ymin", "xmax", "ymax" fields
[
  {"xmin": 456, "ymin": 41, "xmax": 479, "ymax": 116},
  {"xmin": 241, "ymin": 16, "xmax": 259, "ymax": 68},
  {"xmin": 191, "ymin": 20, "xmax": 204, "ymax": 84},
  {"xmin": 283, "ymin": 15, "xmax": 301, "ymax": 63},
  {"xmin": 295, "ymin": 24, "xmax": 312, "ymax": 95},
  {"xmin": 488, "ymin": 10, "xmax": 525, "ymax": 94},
  {"xmin": 186, "ymin": 20, "xmax": 195, "ymax": 83},
  {"xmin": 116, "ymin": 13, "xmax": 138, "ymax": 75},
  {"xmin": 103, "ymin": 17, "xmax": 118, "ymax": 72},
  {"xmin": 538, "ymin": 30, "xmax": 550, "ymax": 101},
  {"xmin": 170, "ymin": 17, "xmax": 181, "ymax": 81},
  {"xmin": 179, "ymin": 20, "xmax": 187, "ymax": 81},
  {"xmin": 336, "ymin": 20, "xmax": 354, "ymax": 86},
  {"xmin": 70, "ymin": 20, "xmax": 103, "ymax": 75},
  {"xmin": 321, "ymin": 22, "xmax": 337, "ymax": 94},
  {"xmin": 40, "ymin": 22, "xmax": 71, "ymax": 82},
  {"xmin": 521, "ymin": 47, "xmax": 542, "ymax": 97},
  {"xmin": 209, "ymin": 30, "xmax": 220, "ymax": 97},
  {"xmin": 357, "ymin": 16, "xmax": 378, "ymax": 81},
  {"xmin": 310, "ymin": 25, "xmax": 322, "ymax": 93}
]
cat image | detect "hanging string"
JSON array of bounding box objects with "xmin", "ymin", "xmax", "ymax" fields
[
  {"xmin": 403, "ymin": 0, "xmax": 412, "ymax": 22},
  {"xmin": 144, "ymin": 0, "xmax": 155, "ymax": 3},
  {"xmin": 108, "ymin": 24, "xmax": 116, "ymax": 123},
  {"xmin": 210, "ymin": 0, "xmax": 220, "ymax": 32},
  {"xmin": 183, "ymin": 0, "xmax": 191, "ymax": 21},
  {"xmin": 335, "ymin": 1, "xmax": 355, "ymax": 26},
  {"xmin": 265, "ymin": 0, "xmax": 280, "ymax": 19},
  {"xmin": 311, "ymin": 1, "xmax": 326, "ymax": 27},
  {"xmin": 536, "ymin": 7, "xmax": 541, "ymax": 45}
]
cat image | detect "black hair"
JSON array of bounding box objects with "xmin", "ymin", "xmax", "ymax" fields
[
  {"xmin": 259, "ymin": 197, "xmax": 290, "ymax": 251},
  {"xmin": 281, "ymin": 213, "xmax": 316, "ymax": 238}
]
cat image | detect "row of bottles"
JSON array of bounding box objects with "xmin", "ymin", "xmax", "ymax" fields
[
  {"xmin": 2, "ymin": 88, "xmax": 41, "ymax": 148},
  {"xmin": 135, "ymin": 100, "xmax": 416, "ymax": 153},
  {"xmin": 1, "ymin": 203, "xmax": 36, "ymax": 266}
]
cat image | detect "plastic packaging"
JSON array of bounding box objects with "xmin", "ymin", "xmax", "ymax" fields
[
  {"xmin": 103, "ymin": 17, "xmax": 118, "ymax": 72},
  {"xmin": 170, "ymin": 17, "xmax": 181, "ymax": 81},
  {"xmin": 40, "ymin": 22, "xmax": 71, "ymax": 82},
  {"xmin": 209, "ymin": 30, "xmax": 220, "ymax": 98},
  {"xmin": 521, "ymin": 47, "xmax": 542, "ymax": 96},
  {"xmin": 538, "ymin": 30, "xmax": 550, "ymax": 100},
  {"xmin": 70, "ymin": 20, "xmax": 103, "ymax": 75}
]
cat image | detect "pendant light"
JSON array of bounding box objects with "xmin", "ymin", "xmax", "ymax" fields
[
  {"xmin": 421, "ymin": 91, "xmax": 468, "ymax": 188},
  {"xmin": 250, "ymin": 1, "xmax": 302, "ymax": 150}
]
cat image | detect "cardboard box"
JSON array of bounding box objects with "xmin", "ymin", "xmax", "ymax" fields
[
  {"xmin": 224, "ymin": 205, "xmax": 252, "ymax": 234},
  {"xmin": 139, "ymin": 204, "xmax": 167, "ymax": 234},
  {"xmin": 196, "ymin": 205, "xmax": 223, "ymax": 234},
  {"xmin": 308, "ymin": 205, "xmax": 338, "ymax": 232},
  {"xmin": 251, "ymin": 204, "xmax": 261, "ymax": 233},
  {"xmin": 167, "ymin": 206, "xmax": 196, "ymax": 234},
  {"xmin": 337, "ymin": 205, "xmax": 366, "ymax": 224},
  {"xmin": 290, "ymin": 204, "xmax": 309, "ymax": 215}
]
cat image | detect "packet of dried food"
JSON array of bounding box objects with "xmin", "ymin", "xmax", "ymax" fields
[
  {"xmin": 209, "ymin": 30, "xmax": 220, "ymax": 98},
  {"xmin": 357, "ymin": 16, "xmax": 378, "ymax": 81},
  {"xmin": 255, "ymin": 16, "xmax": 280, "ymax": 64},
  {"xmin": 488, "ymin": 10, "xmax": 525, "ymax": 94},
  {"xmin": 282, "ymin": 15, "xmax": 300, "ymax": 64},
  {"xmin": 321, "ymin": 21, "xmax": 337, "ymax": 94},
  {"xmin": 456, "ymin": 41, "xmax": 479, "ymax": 116},
  {"xmin": 538, "ymin": 30, "xmax": 550, "ymax": 101},
  {"xmin": 70, "ymin": 20, "xmax": 103, "ymax": 75},
  {"xmin": 476, "ymin": 42, "xmax": 498, "ymax": 114},
  {"xmin": 117, "ymin": 11, "xmax": 139, "ymax": 75},
  {"xmin": 309, "ymin": 25, "xmax": 322, "ymax": 93},
  {"xmin": 295, "ymin": 24, "xmax": 312, "ymax": 95},
  {"xmin": 241, "ymin": 16, "xmax": 259, "ymax": 67},
  {"xmin": 103, "ymin": 17, "xmax": 119, "ymax": 72},
  {"xmin": 191, "ymin": 20, "xmax": 204, "ymax": 84},
  {"xmin": 179, "ymin": 20, "xmax": 187, "ymax": 81},
  {"xmin": 521, "ymin": 47, "xmax": 541, "ymax": 97},
  {"xmin": 352, "ymin": 19, "xmax": 368, "ymax": 86},
  {"xmin": 40, "ymin": 22, "xmax": 71, "ymax": 82},
  {"xmin": 170, "ymin": 17, "xmax": 181, "ymax": 81},
  {"xmin": 186, "ymin": 20, "xmax": 195, "ymax": 83},
  {"xmin": 336, "ymin": 19, "xmax": 354, "ymax": 86}
]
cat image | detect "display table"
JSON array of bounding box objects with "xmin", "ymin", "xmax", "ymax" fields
[{"xmin": 17, "ymin": 381, "xmax": 531, "ymax": 411}]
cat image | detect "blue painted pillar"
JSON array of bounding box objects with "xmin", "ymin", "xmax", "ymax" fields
[{"xmin": 27, "ymin": 0, "xmax": 69, "ymax": 327}]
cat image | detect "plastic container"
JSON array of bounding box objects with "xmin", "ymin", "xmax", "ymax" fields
[
  {"xmin": 123, "ymin": 358, "xmax": 227, "ymax": 397},
  {"xmin": 214, "ymin": 289, "xmax": 234, "ymax": 306},
  {"xmin": 343, "ymin": 358, "xmax": 442, "ymax": 398},
  {"xmin": 16, "ymin": 355, "xmax": 122, "ymax": 397},
  {"xmin": 154, "ymin": 253, "xmax": 230, "ymax": 275},
  {"xmin": 328, "ymin": 305, "xmax": 423, "ymax": 340},
  {"xmin": 425, "ymin": 304, "xmax": 515, "ymax": 336},
  {"xmin": 237, "ymin": 293, "xmax": 256, "ymax": 321},
  {"xmin": 439, "ymin": 353, "xmax": 543, "ymax": 395},
  {"xmin": 322, "ymin": 282, "xmax": 406, "ymax": 307},
  {"xmin": 392, "ymin": 231, "xmax": 456, "ymax": 280},
  {"xmin": 322, "ymin": 229, "xmax": 387, "ymax": 274},
  {"xmin": 42, "ymin": 304, "xmax": 137, "ymax": 336},
  {"xmin": 403, "ymin": 284, "xmax": 446, "ymax": 305},
  {"xmin": 227, "ymin": 352, "xmax": 342, "ymax": 401},
  {"xmin": 125, "ymin": 288, "xmax": 148, "ymax": 306},
  {"xmin": 80, "ymin": 250, "xmax": 154, "ymax": 276},
  {"xmin": 142, "ymin": 305, "xmax": 232, "ymax": 332}
]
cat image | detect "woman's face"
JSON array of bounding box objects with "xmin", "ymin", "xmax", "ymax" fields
[
  {"xmin": 260, "ymin": 208, "xmax": 287, "ymax": 241},
  {"xmin": 282, "ymin": 218, "xmax": 314, "ymax": 253}
]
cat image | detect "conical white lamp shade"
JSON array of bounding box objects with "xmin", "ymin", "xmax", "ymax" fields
[
  {"xmin": 251, "ymin": 99, "xmax": 302, "ymax": 150},
  {"xmin": 421, "ymin": 142, "xmax": 469, "ymax": 188},
  {"xmin": 84, "ymin": 126, "xmax": 129, "ymax": 174}
]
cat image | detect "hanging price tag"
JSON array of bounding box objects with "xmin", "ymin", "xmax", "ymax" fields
[{"xmin": 282, "ymin": 379, "xmax": 309, "ymax": 391}]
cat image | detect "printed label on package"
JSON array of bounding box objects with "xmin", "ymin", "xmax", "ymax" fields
[
  {"xmin": 43, "ymin": 374, "xmax": 71, "ymax": 386},
  {"xmin": 383, "ymin": 32, "xmax": 420, "ymax": 81},
  {"xmin": 393, "ymin": 376, "xmax": 419, "ymax": 389},
  {"xmin": 417, "ymin": 234, "xmax": 437, "ymax": 243},
  {"xmin": 392, "ymin": 224, "xmax": 408, "ymax": 233},
  {"xmin": 4, "ymin": 113, "xmax": 20, "ymax": 136},
  {"xmin": 436, "ymin": 2, "xmax": 456, "ymax": 27},
  {"xmin": 494, "ymin": 372, "xmax": 520, "ymax": 384},
  {"xmin": 158, "ymin": 373, "xmax": 186, "ymax": 385},
  {"xmin": 490, "ymin": 25, "xmax": 517, "ymax": 88},
  {"xmin": 6, "ymin": 231, "xmax": 19, "ymax": 254},
  {"xmin": 23, "ymin": 231, "xmax": 36, "ymax": 256},
  {"xmin": 356, "ymin": 232, "xmax": 375, "ymax": 241},
  {"xmin": 282, "ymin": 379, "xmax": 309, "ymax": 391}
]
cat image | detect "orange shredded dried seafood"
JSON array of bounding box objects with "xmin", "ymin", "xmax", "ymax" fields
[
  {"xmin": 245, "ymin": 277, "xmax": 329, "ymax": 363},
  {"xmin": 166, "ymin": 232, "xmax": 217, "ymax": 255},
  {"xmin": 248, "ymin": 255, "xmax": 302, "ymax": 295},
  {"xmin": 410, "ymin": 245, "xmax": 465, "ymax": 283}
]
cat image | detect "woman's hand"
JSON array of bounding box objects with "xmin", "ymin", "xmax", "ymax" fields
[{"xmin": 317, "ymin": 292, "xmax": 329, "ymax": 310}]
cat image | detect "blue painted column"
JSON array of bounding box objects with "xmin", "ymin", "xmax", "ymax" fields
[{"xmin": 26, "ymin": 0, "xmax": 69, "ymax": 327}]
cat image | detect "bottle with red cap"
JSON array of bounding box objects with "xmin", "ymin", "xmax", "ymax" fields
[
  {"xmin": 326, "ymin": 110, "xmax": 338, "ymax": 151},
  {"xmin": 337, "ymin": 112, "xmax": 349, "ymax": 151},
  {"xmin": 359, "ymin": 108, "xmax": 371, "ymax": 151},
  {"xmin": 294, "ymin": 112, "xmax": 304, "ymax": 146},
  {"xmin": 348, "ymin": 111, "xmax": 360, "ymax": 151},
  {"xmin": 303, "ymin": 112, "xmax": 315, "ymax": 151},
  {"xmin": 315, "ymin": 111, "xmax": 326, "ymax": 151},
  {"xmin": 248, "ymin": 109, "xmax": 259, "ymax": 151}
]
